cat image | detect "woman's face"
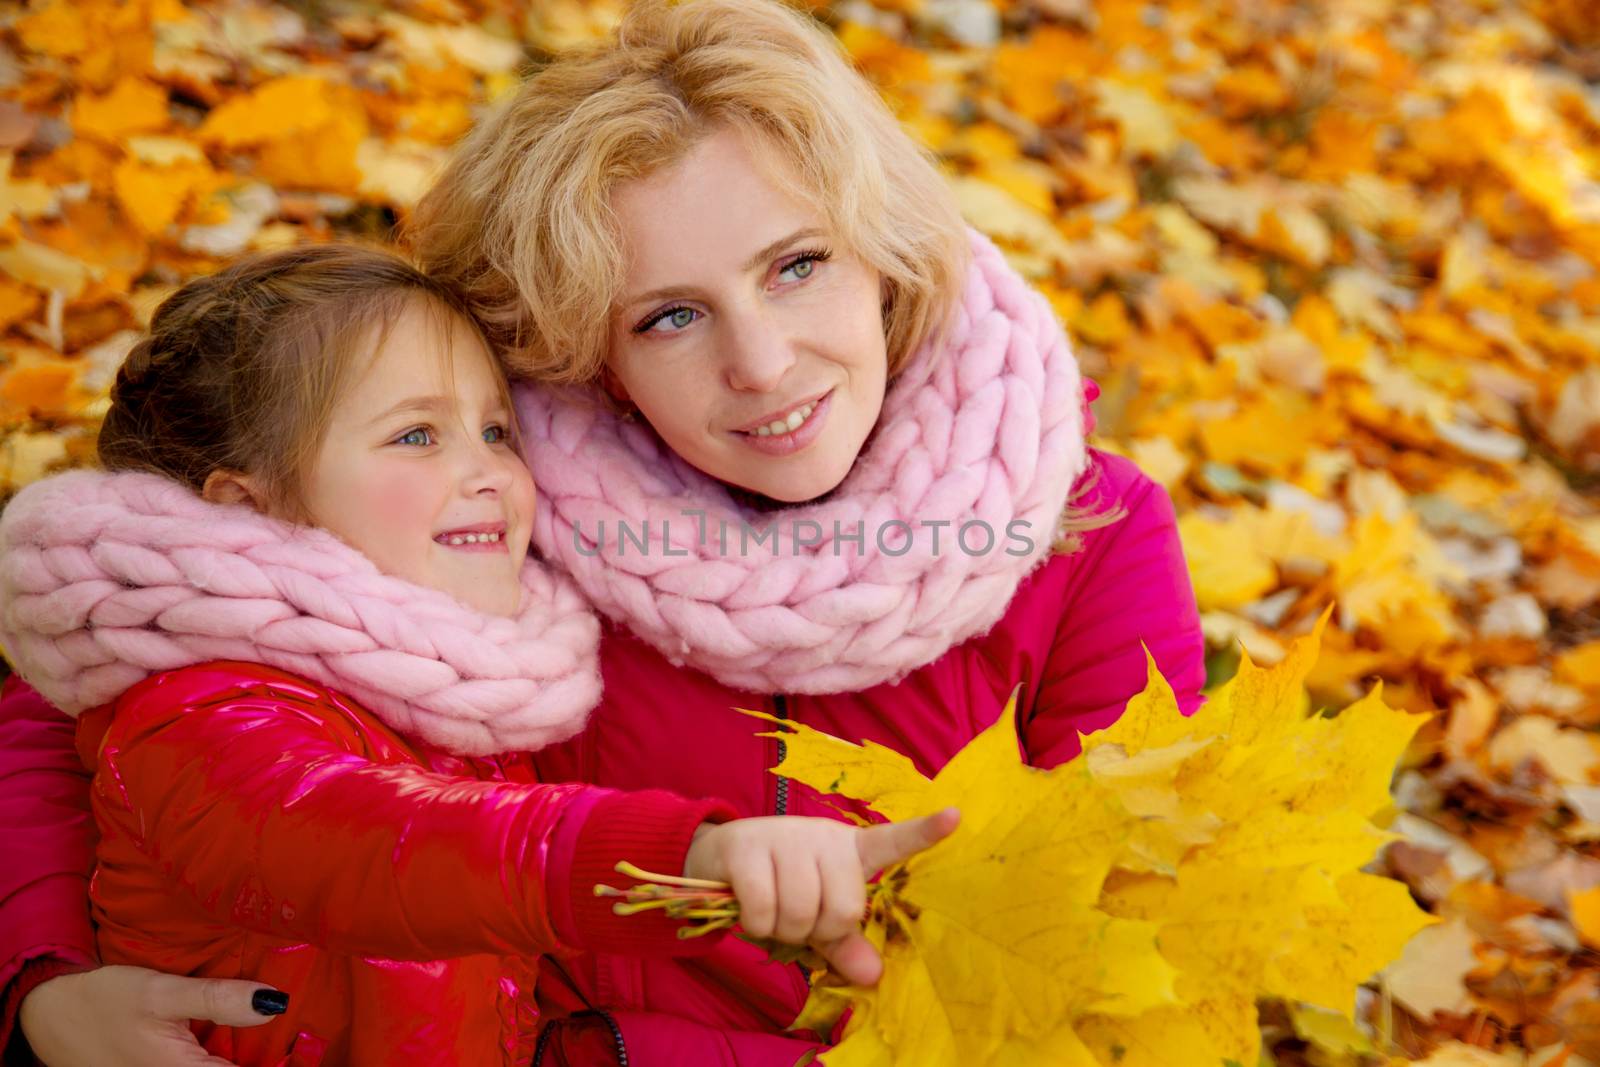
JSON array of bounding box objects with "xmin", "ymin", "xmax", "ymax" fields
[{"xmin": 605, "ymin": 126, "xmax": 889, "ymax": 503}]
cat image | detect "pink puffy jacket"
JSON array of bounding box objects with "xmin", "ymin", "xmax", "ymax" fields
[{"xmin": 0, "ymin": 450, "xmax": 1205, "ymax": 1065}]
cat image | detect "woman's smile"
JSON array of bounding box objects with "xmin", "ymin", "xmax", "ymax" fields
[{"xmin": 731, "ymin": 388, "xmax": 833, "ymax": 455}]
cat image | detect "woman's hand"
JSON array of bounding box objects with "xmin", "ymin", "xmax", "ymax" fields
[
  {"xmin": 684, "ymin": 808, "xmax": 960, "ymax": 987},
  {"xmin": 19, "ymin": 965, "xmax": 286, "ymax": 1066}
]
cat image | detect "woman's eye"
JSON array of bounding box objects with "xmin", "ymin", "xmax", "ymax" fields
[
  {"xmin": 778, "ymin": 258, "xmax": 814, "ymax": 283},
  {"xmin": 777, "ymin": 248, "xmax": 830, "ymax": 284},
  {"xmin": 483, "ymin": 424, "xmax": 509, "ymax": 444},
  {"xmin": 639, "ymin": 306, "xmax": 698, "ymax": 334},
  {"xmin": 396, "ymin": 427, "xmax": 433, "ymax": 447}
]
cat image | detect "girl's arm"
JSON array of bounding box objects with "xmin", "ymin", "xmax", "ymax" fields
[
  {"xmin": 1024, "ymin": 453, "xmax": 1208, "ymax": 770},
  {"xmin": 93, "ymin": 662, "xmax": 734, "ymax": 962},
  {"xmin": 0, "ymin": 675, "xmax": 99, "ymax": 1056}
]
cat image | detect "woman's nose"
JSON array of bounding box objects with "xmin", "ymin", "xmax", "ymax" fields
[{"xmin": 722, "ymin": 311, "xmax": 796, "ymax": 393}]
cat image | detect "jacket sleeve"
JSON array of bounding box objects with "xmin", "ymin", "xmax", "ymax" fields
[
  {"xmin": 1023, "ymin": 454, "xmax": 1207, "ymax": 770},
  {"xmin": 0, "ymin": 676, "xmax": 98, "ymax": 1059},
  {"xmin": 95, "ymin": 669, "xmax": 734, "ymax": 963}
]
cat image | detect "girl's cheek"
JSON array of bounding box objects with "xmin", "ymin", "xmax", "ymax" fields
[
  {"xmin": 509, "ymin": 460, "xmax": 536, "ymax": 511},
  {"xmin": 301, "ymin": 453, "xmax": 446, "ymax": 589},
  {"xmin": 363, "ymin": 470, "xmax": 435, "ymax": 531}
]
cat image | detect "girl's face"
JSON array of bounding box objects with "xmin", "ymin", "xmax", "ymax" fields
[
  {"xmin": 299, "ymin": 299, "xmax": 535, "ymax": 616},
  {"xmin": 605, "ymin": 126, "xmax": 889, "ymax": 503}
]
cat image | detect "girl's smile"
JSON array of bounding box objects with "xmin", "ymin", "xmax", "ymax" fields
[{"xmin": 434, "ymin": 521, "xmax": 510, "ymax": 551}]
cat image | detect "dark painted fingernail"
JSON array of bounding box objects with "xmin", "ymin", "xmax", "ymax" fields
[{"xmin": 252, "ymin": 989, "xmax": 290, "ymax": 1016}]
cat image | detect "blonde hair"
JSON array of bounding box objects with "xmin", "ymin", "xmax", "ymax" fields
[{"xmin": 407, "ymin": 0, "xmax": 970, "ymax": 386}]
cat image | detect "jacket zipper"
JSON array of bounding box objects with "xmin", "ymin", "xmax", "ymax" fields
[
  {"xmin": 532, "ymin": 955, "xmax": 630, "ymax": 1067},
  {"xmin": 773, "ymin": 693, "xmax": 791, "ymax": 816},
  {"xmin": 772, "ymin": 693, "xmax": 815, "ymax": 988}
]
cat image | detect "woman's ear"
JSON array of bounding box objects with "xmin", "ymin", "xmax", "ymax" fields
[{"xmin": 201, "ymin": 469, "xmax": 268, "ymax": 512}]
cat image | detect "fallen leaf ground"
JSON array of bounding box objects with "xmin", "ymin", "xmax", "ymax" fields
[{"xmin": 0, "ymin": 1, "xmax": 1595, "ymax": 1063}]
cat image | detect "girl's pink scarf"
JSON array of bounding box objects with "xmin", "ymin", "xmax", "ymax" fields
[
  {"xmin": 0, "ymin": 470, "xmax": 601, "ymax": 756},
  {"xmin": 516, "ymin": 228, "xmax": 1091, "ymax": 694}
]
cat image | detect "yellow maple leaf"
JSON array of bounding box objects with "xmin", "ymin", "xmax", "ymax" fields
[
  {"xmin": 1264, "ymin": 871, "xmax": 1439, "ymax": 1016},
  {"xmin": 748, "ymin": 710, "xmax": 931, "ymax": 822},
  {"xmin": 1092, "ymin": 80, "xmax": 1181, "ymax": 158},
  {"xmin": 1076, "ymin": 996, "xmax": 1256, "ymax": 1067},
  {"xmin": 1176, "ymin": 512, "xmax": 1279, "ymax": 612},
  {"xmin": 751, "ymin": 697, "xmax": 1175, "ymax": 1065},
  {"xmin": 1195, "ymin": 394, "xmax": 1317, "ymax": 478},
  {"xmin": 744, "ymin": 618, "xmax": 1433, "ymax": 1066}
]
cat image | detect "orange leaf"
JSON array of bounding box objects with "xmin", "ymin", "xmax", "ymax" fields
[
  {"xmin": 0, "ymin": 278, "xmax": 41, "ymax": 331},
  {"xmin": 111, "ymin": 160, "xmax": 180, "ymax": 237},
  {"xmin": 15, "ymin": 1, "xmax": 90, "ymax": 58},
  {"xmin": 1555, "ymin": 642, "xmax": 1600, "ymax": 692},
  {"xmin": 1214, "ymin": 65, "xmax": 1290, "ymax": 117},
  {"xmin": 198, "ymin": 76, "xmax": 351, "ymax": 147},
  {"xmin": 1197, "ymin": 396, "xmax": 1317, "ymax": 477},
  {"xmin": 31, "ymin": 200, "xmax": 147, "ymax": 294},
  {"xmin": 1570, "ymin": 886, "xmax": 1600, "ymax": 950},
  {"xmin": 256, "ymin": 110, "xmax": 367, "ymax": 195},
  {"xmin": 993, "ymin": 27, "xmax": 1100, "ymax": 125},
  {"xmin": 73, "ymin": 77, "xmax": 168, "ymax": 142},
  {"xmin": 0, "ymin": 360, "xmax": 77, "ymax": 416},
  {"xmin": 111, "ymin": 158, "xmax": 214, "ymax": 237},
  {"xmin": 1073, "ymin": 291, "xmax": 1132, "ymax": 347}
]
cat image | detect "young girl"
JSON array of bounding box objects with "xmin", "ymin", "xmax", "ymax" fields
[{"xmin": 0, "ymin": 244, "xmax": 954, "ymax": 1065}]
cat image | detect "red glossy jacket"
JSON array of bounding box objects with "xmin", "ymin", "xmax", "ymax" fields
[{"xmin": 64, "ymin": 661, "xmax": 730, "ymax": 1065}]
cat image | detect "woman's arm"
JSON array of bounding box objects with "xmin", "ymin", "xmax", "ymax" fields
[
  {"xmin": 95, "ymin": 663, "xmax": 734, "ymax": 962},
  {"xmin": 0, "ymin": 676, "xmax": 99, "ymax": 1056},
  {"xmin": 1024, "ymin": 454, "xmax": 1207, "ymax": 769}
]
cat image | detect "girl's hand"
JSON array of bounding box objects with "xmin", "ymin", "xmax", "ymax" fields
[
  {"xmin": 19, "ymin": 965, "xmax": 285, "ymax": 1066},
  {"xmin": 683, "ymin": 808, "xmax": 960, "ymax": 987}
]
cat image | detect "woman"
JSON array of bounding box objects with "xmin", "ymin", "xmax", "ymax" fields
[{"xmin": 2, "ymin": 1, "xmax": 1205, "ymax": 1063}]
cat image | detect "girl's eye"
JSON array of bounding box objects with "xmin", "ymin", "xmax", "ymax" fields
[
  {"xmin": 777, "ymin": 247, "xmax": 831, "ymax": 284},
  {"xmin": 395, "ymin": 427, "xmax": 434, "ymax": 447},
  {"xmin": 483, "ymin": 424, "xmax": 509, "ymax": 445},
  {"xmin": 636, "ymin": 305, "xmax": 699, "ymax": 335}
]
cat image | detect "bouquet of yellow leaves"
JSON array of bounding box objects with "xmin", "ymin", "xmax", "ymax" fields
[{"xmin": 598, "ymin": 610, "xmax": 1436, "ymax": 1066}]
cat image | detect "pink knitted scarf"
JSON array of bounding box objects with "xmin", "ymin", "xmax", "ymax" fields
[
  {"xmin": 516, "ymin": 228, "xmax": 1090, "ymax": 694},
  {"xmin": 0, "ymin": 470, "xmax": 601, "ymax": 756}
]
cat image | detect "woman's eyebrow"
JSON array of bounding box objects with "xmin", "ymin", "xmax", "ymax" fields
[
  {"xmin": 623, "ymin": 226, "xmax": 828, "ymax": 307},
  {"xmin": 738, "ymin": 226, "xmax": 826, "ymax": 272}
]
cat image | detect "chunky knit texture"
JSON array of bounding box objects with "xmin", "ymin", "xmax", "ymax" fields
[
  {"xmin": 0, "ymin": 470, "xmax": 601, "ymax": 755},
  {"xmin": 517, "ymin": 228, "xmax": 1089, "ymax": 694}
]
